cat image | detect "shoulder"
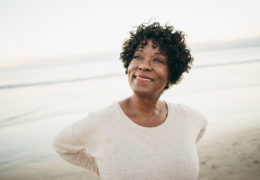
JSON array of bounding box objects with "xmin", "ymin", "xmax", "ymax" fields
[
  {"xmin": 88, "ymin": 102, "xmax": 118, "ymax": 121},
  {"xmin": 76, "ymin": 102, "xmax": 119, "ymax": 127},
  {"xmin": 166, "ymin": 101, "xmax": 207, "ymax": 128},
  {"xmin": 72, "ymin": 102, "xmax": 119, "ymax": 137},
  {"xmin": 166, "ymin": 101, "xmax": 201, "ymax": 114},
  {"xmin": 166, "ymin": 101, "xmax": 208, "ymax": 142}
]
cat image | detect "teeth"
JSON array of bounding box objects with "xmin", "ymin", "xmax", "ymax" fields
[{"xmin": 136, "ymin": 76, "xmax": 152, "ymax": 81}]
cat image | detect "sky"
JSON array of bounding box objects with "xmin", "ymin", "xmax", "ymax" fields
[{"xmin": 0, "ymin": 0, "xmax": 260, "ymax": 67}]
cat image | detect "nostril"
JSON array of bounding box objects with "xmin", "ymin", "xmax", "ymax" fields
[{"xmin": 138, "ymin": 63, "xmax": 152, "ymax": 71}]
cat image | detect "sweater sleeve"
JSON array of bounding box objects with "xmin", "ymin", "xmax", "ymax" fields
[
  {"xmin": 179, "ymin": 103, "xmax": 208, "ymax": 143},
  {"xmin": 52, "ymin": 113, "xmax": 99, "ymax": 175}
]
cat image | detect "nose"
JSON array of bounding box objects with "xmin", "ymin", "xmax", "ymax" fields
[{"xmin": 138, "ymin": 59, "xmax": 152, "ymax": 71}]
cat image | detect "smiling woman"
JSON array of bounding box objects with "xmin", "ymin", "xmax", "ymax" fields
[
  {"xmin": 127, "ymin": 40, "xmax": 169, "ymax": 99},
  {"xmin": 120, "ymin": 22, "xmax": 193, "ymax": 90},
  {"xmin": 53, "ymin": 22, "xmax": 207, "ymax": 180}
]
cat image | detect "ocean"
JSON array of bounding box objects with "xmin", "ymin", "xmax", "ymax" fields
[{"xmin": 1, "ymin": 46, "xmax": 260, "ymax": 90}]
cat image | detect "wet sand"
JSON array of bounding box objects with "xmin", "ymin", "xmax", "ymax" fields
[{"xmin": 198, "ymin": 126, "xmax": 260, "ymax": 180}]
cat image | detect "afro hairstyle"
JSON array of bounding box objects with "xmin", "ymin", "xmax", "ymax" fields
[{"xmin": 120, "ymin": 22, "xmax": 193, "ymax": 90}]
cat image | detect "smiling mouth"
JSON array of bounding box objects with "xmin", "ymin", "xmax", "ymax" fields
[{"xmin": 134, "ymin": 75, "xmax": 153, "ymax": 82}]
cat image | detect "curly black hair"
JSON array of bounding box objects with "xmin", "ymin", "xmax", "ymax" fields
[{"xmin": 120, "ymin": 22, "xmax": 193, "ymax": 90}]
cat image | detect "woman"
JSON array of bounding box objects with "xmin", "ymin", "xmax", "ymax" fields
[{"xmin": 53, "ymin": 22, "xmax": 207, "ymax": 180}]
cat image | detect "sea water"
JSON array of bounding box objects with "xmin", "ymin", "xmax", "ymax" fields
[{"xmin": 0, "ymin": 46, "xmax": 260, "ymax": 90}]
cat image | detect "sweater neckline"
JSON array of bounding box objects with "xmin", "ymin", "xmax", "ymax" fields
[{"xmin": 115, "ymin": 101, "xmax": 171, "ymax": 130}]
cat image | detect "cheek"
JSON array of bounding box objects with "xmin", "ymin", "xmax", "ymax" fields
[
  {"xmin": 127, "ymin": 61, "xmax": 136, "ymax": 72},
  {"xmin": 159, "ymin": 68, "xmax": 169, "ymax": 82},
  {"xmin": 127, "ymin": 63, "xmax": 133, "ymax": 76}
]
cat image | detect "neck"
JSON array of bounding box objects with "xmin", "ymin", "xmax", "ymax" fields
[{"xmin": 127, "ymin": 94, "xmax": 161, "ymax": 115}]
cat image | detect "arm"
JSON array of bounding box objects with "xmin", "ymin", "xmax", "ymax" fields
[{"xmin": 52, "ymin": 114, "xmax": 99, "ymax": 175}]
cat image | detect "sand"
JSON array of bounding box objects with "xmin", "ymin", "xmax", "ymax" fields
[
  {"xmin": 0, "ymin": 61, "xmax": 260, "ymax": 180},
  {"xmin": 198, "ymin": 126, "xmax": 260, "ymax": 180}
]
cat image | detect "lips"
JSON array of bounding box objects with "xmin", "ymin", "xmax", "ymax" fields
[{"xmin": 134, "ymin": 74, "xmax": 153, "ymax": 82}]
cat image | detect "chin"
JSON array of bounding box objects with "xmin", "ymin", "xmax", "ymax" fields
[
  {"xmin": 131, "ymin": 86, "xmax": 149, "ymax": 95},
  {"xmin": 132, "ymin": 87, "xmax": 161, "ymax": 98}
]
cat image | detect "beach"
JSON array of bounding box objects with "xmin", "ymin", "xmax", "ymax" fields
[{"xmin": 0, "ymin": 59, "xmax": 260, "ymax": 180}]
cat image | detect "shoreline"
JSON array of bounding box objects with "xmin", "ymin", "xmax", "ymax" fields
[{"xmin": 1, "ymin": 59, "xmax": 259, "ymax": 90}]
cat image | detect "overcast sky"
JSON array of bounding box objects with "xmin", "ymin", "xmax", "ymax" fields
[{"xmin": 0, "ymin": 0, "xmax": 260, "ymax": 66}]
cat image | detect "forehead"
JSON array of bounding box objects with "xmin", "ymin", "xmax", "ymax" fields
[
  {"xmin": 135, "ymin": 40, "xmax": 168, "ymax": 62},
  {"xmin": 136, "ymin": 39, "xmax": 164, "ymax": 53}
]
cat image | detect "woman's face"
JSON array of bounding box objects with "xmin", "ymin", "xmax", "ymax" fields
[{"xmin": 127, "ymin": 39, "xmax": 169, "ymax": 98}]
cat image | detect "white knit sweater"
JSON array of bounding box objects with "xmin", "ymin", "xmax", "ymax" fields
[{"xmin": 53, "ymin": 102, "xmax": 207, "ymax": 180}]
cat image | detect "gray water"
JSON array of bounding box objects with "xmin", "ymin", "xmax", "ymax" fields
[{"xmin": 1, "ymin": 46, "xmax": 260, "ymax": 90}]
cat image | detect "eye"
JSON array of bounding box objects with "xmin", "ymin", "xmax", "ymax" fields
[
  {"xmin": 153, "ymin": 58, "xmax": 164, "ymax": 64},
  {"xmin": 133, "ymin": 55, "xmax": 142, "ymax": 60}
]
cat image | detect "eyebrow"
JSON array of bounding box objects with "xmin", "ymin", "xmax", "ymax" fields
[
  {"xmin": 155, "ymin": 52, "xmax": 167, "ymax": 62},
  {"xmin": 154, "ymin": 52, "xmax": 165, "ymax": 55},
  {"xmin": 135, "ymin": 48, "xmax": 143, "ymax": 52},
  {"xmin": 135, "ymin": 49, "xmax": 163, "ymax": 54},
  {"xmin": 135, "ymin": 49, "xmax": 166, "ymax": 57}
]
